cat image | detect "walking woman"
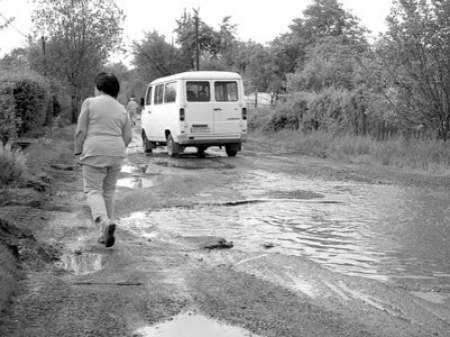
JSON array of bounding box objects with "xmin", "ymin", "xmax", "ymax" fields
[{"xmin": 74, "ymin": 72, "xmax": 132, "ymax": 247}]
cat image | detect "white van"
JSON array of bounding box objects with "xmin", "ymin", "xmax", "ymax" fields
[{"xmin": 140, "ymin": 71, "xmax": 247, "ymax": 157}]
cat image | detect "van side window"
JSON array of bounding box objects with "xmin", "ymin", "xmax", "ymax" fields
[
  {"xmin": 186, "ymin": 81, "xmax": 210, "ymax": 102},
  {"xmin": 214, "ymin": 81, "xmax": 238, "ymax": 102},
  {"xmin": 155, "ymin": 84, "xmax": 164, "ymax": 105},
  {"xmin": 145, "ymin": 86, "xmax": 152, "ymax": 105},
  {"xmin": 164, "ymin": 82, "xmax": 177, "ymax": 103}
]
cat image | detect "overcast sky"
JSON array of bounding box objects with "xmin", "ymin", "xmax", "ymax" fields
[{"xmin": 0, "ymin": 0, "xmax": 393, "ymax": 59}]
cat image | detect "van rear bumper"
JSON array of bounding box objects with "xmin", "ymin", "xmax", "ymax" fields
[{"xmin": 176, "ymin": 134, "xmax": 247, "ymax": 146}]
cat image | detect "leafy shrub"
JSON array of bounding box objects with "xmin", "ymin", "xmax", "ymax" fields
[
  {"xmin": 247, "ymin": 106, "xmax": 272, "ymax": 131},
  {"xmin": 0, "ymin": 80, "xmax": 21, "ymax": 143},
  {"xmin": 0, "ymin": 142, "xmax": 28, "ymax": 186},
  {"xmin": 0, "ymin": 71, "xmax": 51, "ymax": 139},
  {"xmin": 265, "ymin": 92, "xmax": 315, "ymax": 131},
  {"xmin": 13, "ymin": 76, "xmax": 50, "ymax": 136}
]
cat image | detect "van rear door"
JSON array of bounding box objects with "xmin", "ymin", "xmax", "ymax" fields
[
  {"xmin": 213, "ymin": 80, "xmax": 242, "ymax": 135},
  {"xmin": 185, "ymin": 81, "xmax": 213, "ymax": 134}
]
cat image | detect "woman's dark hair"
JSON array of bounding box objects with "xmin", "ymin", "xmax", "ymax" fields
[{"xmin": 95, "ymin": 72, "xmax": 120, "ymax": 98}]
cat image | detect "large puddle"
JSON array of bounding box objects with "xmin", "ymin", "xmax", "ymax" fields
[
  {"xmin": 121, "ymin": 169, "xmax": 450, "ymax": 296},
  {"xmin": 134, "ymin": 313, "xmax": 260, "ymax": 337}
]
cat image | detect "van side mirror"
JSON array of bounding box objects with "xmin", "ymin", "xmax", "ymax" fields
[{"xmin": 140, "ymin": 97, "xmax": 145, "ymax": 107}]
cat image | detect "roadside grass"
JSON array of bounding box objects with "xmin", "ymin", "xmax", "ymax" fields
[
  {"xmin": 249, "ymin": 128, "xmax": 450, "ymax": 173},
  {"xmin": 0, "ymin": 142, "xmax": 28, "ymax": 186},
  {"xmin": 0, "ymin": 244, "xmax": 18, "ymax": 314}
]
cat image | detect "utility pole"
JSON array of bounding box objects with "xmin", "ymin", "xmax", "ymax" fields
[
  {"xmin": 41, "ymin": 35, "xmax": 46, "ymax": 76},
  {"xmin": 193, "ymin": 8, "xmax": 200, "ymax": 71}
]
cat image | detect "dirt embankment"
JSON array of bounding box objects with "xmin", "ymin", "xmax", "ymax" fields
[{"xmin": 0, "ymin": 127, "xmax": 75, "ymax": 316}]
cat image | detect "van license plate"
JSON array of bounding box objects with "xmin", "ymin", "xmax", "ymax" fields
[{"xmin": 191, "ymin": 126, "xmax": 210, "ymax": 133}]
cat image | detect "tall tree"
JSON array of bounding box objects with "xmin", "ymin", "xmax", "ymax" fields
[
  {"xmin": 287, "ymin": 36, "xmax": 364, "ymax": 92},
  {"xmin": 31, "ymin": 0, "xmax": 124, "ymax": 122},
  {"xmin": 267, "ymin": 0, "xmax": 368, "ymax": 95},
  {"xmin": 132, "ymin": 31, "xmax": 189, "ymax": 83},
  {"xmin": 174, "ymin": 10, "xmax": 237, "ymax": 70},
  {"xmin": 294, "ymin": 0, "xmax": 367, "ymax": 46},
  {"xmin": 381, "ymin": 0, "xmax": 450, "ymax": 140}
]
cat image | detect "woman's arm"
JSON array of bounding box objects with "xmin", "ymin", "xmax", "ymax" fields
[{"xmin": 74, "ymin": 99, "xmax": 90, "ymax": 155}]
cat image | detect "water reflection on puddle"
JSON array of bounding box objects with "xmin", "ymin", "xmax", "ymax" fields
[
  {"xmin": 121, "ymin": 164, "xmax": 140, "ymax": 174},
  {"xmin": 134, "ymin": 313, "xmax": 259, "ymax": 337},
  {"xmin": 121, "ymin": 169, "xmax": 450, "ymax": 291},
  {"xmin": 61, "ymin": 253, "xmax": 103, "ymax": 275},
  {"xmin": 117, "ymin": 176, "xmax": 154, "ymax": 189}
]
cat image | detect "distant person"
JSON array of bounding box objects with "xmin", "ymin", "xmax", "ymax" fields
[
  {"xmin": 74, "ymin": 72, "xmax": 132, "ymax": 248},
  {"xmin": 126, "ymin": 96, "xmax": 140, "ymax": 125}
]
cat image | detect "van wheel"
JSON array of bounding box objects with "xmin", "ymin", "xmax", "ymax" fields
[
  {"xmin": 225, "ymin": 145, "xmax": 238, "ymax": 157},
  {"xmin": 141, "ymin": 130, "xmax": 152, "ymax": 154},
  {"xmin": 166, "ymin": 134, "xmax": 180, "ymax": 157},
  {"xmin": 196, "ymin": 146, "xmax": 207, "ymax": 158}
]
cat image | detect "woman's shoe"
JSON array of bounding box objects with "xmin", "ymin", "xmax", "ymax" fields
[{"xmin": 103, "ymin": 221, "xmax": 116, "ymax": 248}]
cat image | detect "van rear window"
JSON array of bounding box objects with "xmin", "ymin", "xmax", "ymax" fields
[
  {"xmin": 215, "ymin": 81, "xmax": 238, "ymax": 101},
  {"xmin": 186, "ymin": 81, "xmax": 210, "ymax": 102}
]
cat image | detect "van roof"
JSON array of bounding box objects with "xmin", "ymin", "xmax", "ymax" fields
[{"xmin": 150, "ymin": 71, "xmax": 241, "ymax": 85}]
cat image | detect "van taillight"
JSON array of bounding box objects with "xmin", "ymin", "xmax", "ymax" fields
[
  {"xmin": 179, "ymin": 108, "xmax": 185, "ymax": 121},
  {"xmin": 242, "ymin": 107, "xmax": 247, "ymax": 120}
]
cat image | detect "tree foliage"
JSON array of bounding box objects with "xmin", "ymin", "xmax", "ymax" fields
[
  {"xmin": 132, "ymin": 10, "xmax": 239, "ymax": 88},
  {"xmin": 174, "ymin": 11, "xmax": 237, "ymax": 69},
  {"xmin": 380, "ymin": 0, "xmax": 450, "ymax": 140},
  {"xmin": 30, "ymin": 0, "xmax": 125, "ymax": 122},
  {"xmin": 132, "ymin": 31, "xmax": 188, "ymax": 82}
]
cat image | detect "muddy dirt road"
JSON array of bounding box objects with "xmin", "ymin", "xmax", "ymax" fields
[{"xmin": 1, "ymin": 126, "xmax": 450, "ymax": 337}]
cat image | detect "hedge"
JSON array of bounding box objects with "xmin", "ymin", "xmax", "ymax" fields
[{"xmin": 0, "ymin": 72, "xmax": 52, "ymax": 142}]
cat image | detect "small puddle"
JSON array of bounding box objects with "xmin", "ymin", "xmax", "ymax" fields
[
  {"xmin": 153, "ymin": 158, "xmax": 234, "ymax": 170},
  {"xmin": 61, "ymin": 253, "xmax": 104, "ymax": 275},
  {"xmin": 117, "ymin": 176, "xmax": 154, "ymax": 189},
  {"xmin": 121, "ymin": 164, "xmax": 140, "ymax": 174},
  {"xmin": 134, "ymin": 313, "xmax": 260, "ymax": 337}
]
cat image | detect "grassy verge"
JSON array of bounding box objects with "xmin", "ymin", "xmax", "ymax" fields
[
  {"xmin": 248, "ymin": 106, "xmax": 450, "ymax": 174},
  {"xmin": 0, "ymin": 244, "xmax": 18, "ymax": 314},
  {"xmin": 0, "ymin": 142, "xmax": 28, "ymax": 187}
]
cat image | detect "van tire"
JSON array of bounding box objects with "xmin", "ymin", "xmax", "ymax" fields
[
  {"xmin": 166, "ymin": 134, "xmax": 180, "ymax": 157},
  {"xmin": 141, "ymin": 130, "xmax": 152, "ymax": 154},
  {"xmin": 225, "ymin": 144, "xmax": 238, "ymax": 157}
]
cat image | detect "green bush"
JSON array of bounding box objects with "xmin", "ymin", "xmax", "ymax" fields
[
  {"xmin": 0, "ymin": 80, "xmax": 20, "ymax": 143},
  {"xmin": 265, "ymin": 92, "xmax": 315, "ymax": 131},
  {"xmin": 13, "ymin": 77, "xmax": 50, "ymax": 136},
  {"xmin": 247, "ymin": 106, "xmax": 273, "ymax": 131},
  {"xmin": 0, "ymin": 71, "xmax": 51, "ymax": 139},
  {"xmin": 0, "ymin": 142, "xmax": 28, "ymax": 186}
]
